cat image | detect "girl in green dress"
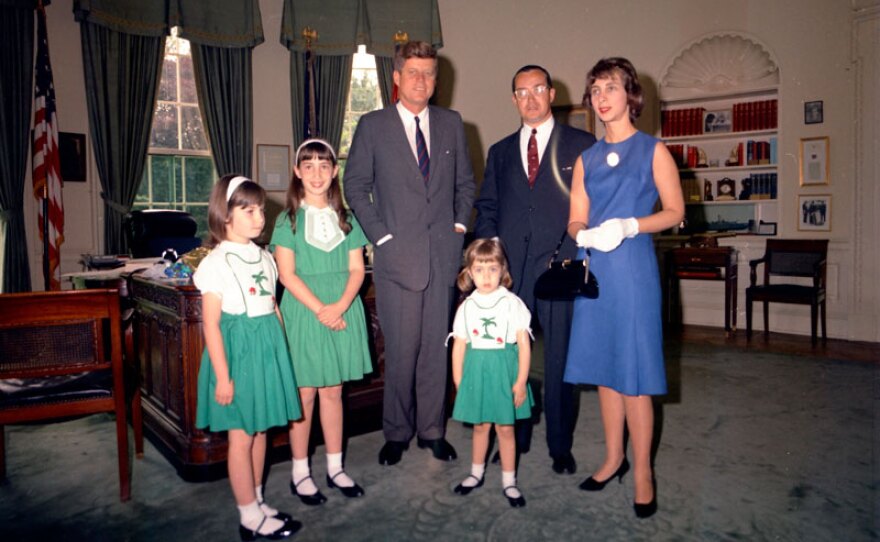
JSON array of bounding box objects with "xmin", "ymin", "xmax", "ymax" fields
[
  {"xmin": 271, "ymin": 140, "xmax": 372, "ymax": 505},
  {"xmin": 194, "ymin": 175, "xmax": 301, "ymax": 541},
  {"xmin": 449, "ymin": 239, "xmax": 534, "ymax": 508}
]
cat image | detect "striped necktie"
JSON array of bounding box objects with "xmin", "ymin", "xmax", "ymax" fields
[{"xmin": 415, "ymin": 116, "xmax": 429, "ymax": 181}]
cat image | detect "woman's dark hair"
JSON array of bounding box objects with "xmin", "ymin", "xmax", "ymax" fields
[
  {"xmin": 582, "ymin": 57, "xmax": 644, "ymax": 122},
  {"xmin": 285, "ymin": 139, "xmax": 351, "ymax": 234},
  {"xmin": 207, "ymin": 174, "xmax": 265, "ymax": 247}
]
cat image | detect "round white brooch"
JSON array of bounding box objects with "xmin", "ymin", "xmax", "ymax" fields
[{"xmin": 606, "ymin": 152, "xmax": 620, "ymax": 167}]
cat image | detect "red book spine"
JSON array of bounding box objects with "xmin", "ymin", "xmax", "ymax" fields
[{"xmin": 770, "ymin": 100, "xmax": 778, "ymax": 128}]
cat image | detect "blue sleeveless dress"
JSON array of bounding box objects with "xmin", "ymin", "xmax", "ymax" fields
[{"xmin": 564, "ymin": 131, "xmax": 667, "ymax": 396}]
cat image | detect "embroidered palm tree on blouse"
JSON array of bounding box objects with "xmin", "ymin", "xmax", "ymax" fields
[
  {"xmin": 479, "ymin": 317, "xmax": 497, "ymax": 339},
  {"xmin": 252, "ymin": 270, "xmax": 271, "ymax": 296}
]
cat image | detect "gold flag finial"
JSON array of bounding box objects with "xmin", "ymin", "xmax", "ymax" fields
[
  {"xmin": 393, "ymin": 31, "xmax": 409, "ymax": 45},
  {"xmin": 302, "ymin": 27, "xmax": 318, "ymax": 47}
]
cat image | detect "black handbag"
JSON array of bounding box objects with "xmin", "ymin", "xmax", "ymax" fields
[{"xmin": 534, "ymin": 231, "xmax": 599, "ymax": 300}]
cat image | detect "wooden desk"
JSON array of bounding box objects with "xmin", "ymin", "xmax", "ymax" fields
[
  {"xmin": 666, "ymin": 247, "xmax": 738, "ymax": 332},
  {"xmin": 129, "ymin": 275, "xmax": 385, "ymax": 481}
]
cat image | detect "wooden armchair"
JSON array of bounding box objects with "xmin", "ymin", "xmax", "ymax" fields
[
  {"xmin": 0, "ymin": 289, "xmax": 133, "ymax": 501},
  {"xmin": 746, "ymin": 239, "xmax": 828, "ymax": 344}
]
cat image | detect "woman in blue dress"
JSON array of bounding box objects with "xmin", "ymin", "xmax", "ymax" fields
[{"xmin": 565, "ymin": 57, "xmax": 684, "ymax": 519}]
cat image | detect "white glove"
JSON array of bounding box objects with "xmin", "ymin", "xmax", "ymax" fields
[{"xmin": 575, "ymin": 218, "xmax": 639, "ymax": 252}]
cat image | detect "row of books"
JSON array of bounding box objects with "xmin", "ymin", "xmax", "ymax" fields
[
  {"xmin": 660, "ymin": 107, "xmax": 705, "ymax": 137},
  {"xmin": 661, "ymin": 99, "xmax": 778, "ymax": 137},
  {"xmin": 729, "ymin": 138, "xmax": 778, "ymax": 166},
  {"xmin": 732, "ymin": 100, "xmax": 777, "ymax": 132},
  {"xmin": 741, "ymin": 173, "xmax": 778, "ymax": 200},
  {"xmin": 667, "ymin": 144, "xmax": 701, "ymax": 169}
]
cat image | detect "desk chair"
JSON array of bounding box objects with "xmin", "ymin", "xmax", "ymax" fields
[
  {"xmin": 0, "ymin": 289, "xmax": 134, "ymax": 501},
  {"xmin": 746, "ymin": 239, "xmax": 828, "ymax": 344}
]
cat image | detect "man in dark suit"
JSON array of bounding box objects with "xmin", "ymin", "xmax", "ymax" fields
[
  {"xmin": 344, "ymin": 41, "xmax": 475, "ymax": 466},
  {"xmin": 474, "ymin": 65, "xmax": 595, "ymax": 474}
]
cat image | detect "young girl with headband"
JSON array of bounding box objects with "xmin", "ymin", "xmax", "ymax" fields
[
  {"xmin": 193, "ymin": 174, "xmax": 302, "ymax": 540},
  {"xmin": 270, "ymin": 139, "xmax": 372, "ymax": 505}
]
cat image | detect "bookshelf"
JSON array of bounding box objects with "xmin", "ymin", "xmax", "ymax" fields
[{"xmin": 659, "ymin": 34, "xmax": 781, "ymax": 235}]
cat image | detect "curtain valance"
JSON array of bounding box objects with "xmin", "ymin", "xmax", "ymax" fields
[
  {"xmin": 280, "ymin": 0, "xmax": 442, "ymax": 56},
  {"xmin": 72, "ymin": 0, "xmax": 264, "ymax": 47}
]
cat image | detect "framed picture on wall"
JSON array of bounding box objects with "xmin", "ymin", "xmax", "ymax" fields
[
  {"xmin": 256, "ymin": 144, "xmax": 290, "ymax": 191},
  {"xmin": 797, "ymin": 194, "xmax": 831, "ymax": 232},
  {"xmin": 799, "ymin": 136, "xmax": 830, "ymax": 186},
  {"xmin": 804, "ymin": 100, "xmax": 823, "ymax": 124},
  {"xmin": 552, "ymin": 105, "xmax": 595, "ymax": 134}
]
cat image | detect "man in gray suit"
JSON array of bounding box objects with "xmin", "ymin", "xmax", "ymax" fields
[{"xmin": 344, "ymin": 41, "xmax": 475, "ymax": 466}]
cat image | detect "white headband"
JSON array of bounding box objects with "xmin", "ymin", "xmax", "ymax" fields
[
  {"xmin": 225, "ymin": 176, "xmax": 251, "ymax": 202},
  {"xmin": 295, "ymin": 138, "xmax": 337, "ymax": 165}
]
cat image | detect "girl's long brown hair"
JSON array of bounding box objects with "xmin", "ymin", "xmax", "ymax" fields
[
  {"xmin": 285, "ymin": 140, "xmax": 351, "ymax": 234},
  {"xmin": 206, "ymin": 174, "xmax": 265, "ymax": 247}
]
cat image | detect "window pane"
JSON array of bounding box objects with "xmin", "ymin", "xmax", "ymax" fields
[
  {"xmin": 150, "ymin": 103, "xmax": 179, "ymax": 149},
  {"xmin": 350, "ymin": 71, "xmax": 379, "ymax": 112},
  {"xmin": 151, "ymin": 155, "xmax": 181, "ymax": 203},
  {"xmin": 158, "ymin": 56, "xmax": 178, "ymax": 101},
  {"xmin": 136, "ymin": 164, "xmax": 151, "ymax": 203},
  {"xmin": 181, "ymin": 105, "xmax": 208, "ymax": 151},
  {"xmin": 185, "ymin": 156, "xmax": 215, "ymax": 202},
  {"xmin": 179, "ymin": 55, "xmax": 198, "ymax": 104}
]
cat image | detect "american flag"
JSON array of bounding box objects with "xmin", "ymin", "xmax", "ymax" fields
[{"xmin": 32, "ymin": 4, "xmax": 64, "ymax": 290}]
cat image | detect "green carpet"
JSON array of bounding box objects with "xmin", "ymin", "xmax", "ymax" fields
[{"xmin": 1, "ymin": 343, "xmax": 876, "ymax": 541}]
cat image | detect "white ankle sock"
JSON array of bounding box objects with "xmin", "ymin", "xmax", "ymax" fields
[
  {"xmin": 502, "ymin": 471, "xmax": 521, "ymax": 498},
  {"xmin": 327, "ymin": 452, "xmax": 354, "ymax": 487},
  {"xmin": 255, "ymin": 485, "xmax": 278, "ymax": 517},
  {"xmin": 238, "ymin": 500, "xmax": 284, "ymax": 533},
  {"xmin": 292, "ymin": 458, "xmax": 318, "ymax": 495},
  {"xmin": 462, "ymin": 463, "xmax": 485, "ymax": 487}
]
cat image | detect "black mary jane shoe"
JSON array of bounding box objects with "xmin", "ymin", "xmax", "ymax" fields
[
  {"xmin": 634, "ymin": 497, "xmax": 658, "ymax": 519},
  {"xmin": 289, "ymin": 476, "xmax": 328, "ymax": 506},
  {"xmin": 579, "ymin": 458, "xmax": 630, "ymax": 491},
  {"xmin": 259, "ymin": 503, "xmax": 293, "ymax": 524},
  {"xmin": 453, "ymin": 474, "xmax": 484, "ymax": 495},
  {"xmin": 326, "ymin": 471, "xmax": 365, "ymax": 498},
  {"xmin": 239, "ymin": 516, "xmax": 301, "ymax": 541},
  {"xmin": 503, "ymin": 486, "xmax": 526, "ymax": 508}
]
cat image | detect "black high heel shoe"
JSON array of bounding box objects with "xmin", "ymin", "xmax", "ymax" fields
[
  {"xmin": 290, "ymin": 475, "xmax": 327, "ymax": 505},
  {"xmin": 634, "ymin": 477, "xmax": 658, "ymax": 518},
  {"xmin": 578, "ymin": 458, "xmax": 630, "ymax": 491},
  {"xmin": 239, "ymin": 516, "xmax": 301, "ymax": 541},
  {"xmin": 327, "ymin": 471, "xmax": 365, "ymax": 498}
]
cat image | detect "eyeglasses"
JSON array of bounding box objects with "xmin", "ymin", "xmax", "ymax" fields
[{"xmin": 513, "ymin": 85, "xmax": 550, "ymax": 100}]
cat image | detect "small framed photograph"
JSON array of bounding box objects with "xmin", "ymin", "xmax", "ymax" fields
[
  {"xmin": 59, "ymin": 132, "xmax": 87, "ymax": 182},
  {"xmin": 552, "ymin": 105, "xmax": 595, "ymax": 134},
  {"xmin": 703, "ymin": 109, "xmax": 732, "ymax": 133},
  {"xmin": 797, "ymin": 194, "xmax": 831, "ymax": 232},
  {"xmin": 256, "ymin": 144, "xmax": 290, "ymax": 190},
  {"xmin": 756, "ymin": 221, "xmax": 777, "ymax": 236},
  {"xmin": 799, "ymin": 136, "xmax": 830, "ymax": 186},
  {"xmin": 716, "ymin": 178, "xmax": 736, "ymax": 201},
  {"xmin": 804, "ymin": 100, "xmax": 823, "ymax": 124}
]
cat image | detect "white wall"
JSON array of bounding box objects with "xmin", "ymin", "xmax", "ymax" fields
[{"xmin": 25, "ymin": 0, "xmax": 878, "ymax": 341}]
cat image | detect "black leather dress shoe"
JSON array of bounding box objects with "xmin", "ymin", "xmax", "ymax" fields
[
  {"xmin": 239, "ymin": 516, "xmax": 302, "ymax": 541},
  {"xmin": 453, "ymin": 474, "xmax": 484, "ymax": 495},
  {"xmin": 551, "ymin": 452, "xmax": 577, "ymax": 474},
  {"xmin": 378, "ymin": 441, "xmax": 407, "ymax": 466},
  {"xmin": 327, "ymin": 472, "xmax": 365, "ymax": 498},
  {"xmin": 417, "ymin": 437, "xmax": 457, "ymax": 461},
  {"xmin": 289, "ymin": 476, "xmax": 327, "ymax": 506},
  {"xmin": 502, "ymin": 486, "xmax": 526, "ymax": 508}
]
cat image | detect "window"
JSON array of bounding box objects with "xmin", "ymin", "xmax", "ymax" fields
[
  {"xmin": 338, "ymin": 45, "xmax": 383, "ymax": 178},
  {"xmin": 135, "ymin": 29, "xmax": 216, "ymax": 238}
]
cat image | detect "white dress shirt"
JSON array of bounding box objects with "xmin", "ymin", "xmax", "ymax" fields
[{"xmin": 519, "ymin": 116, "xmax": 555, "ymax": 177}]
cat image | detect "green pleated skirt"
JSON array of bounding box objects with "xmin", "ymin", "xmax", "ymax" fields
[
  {"xmin": 452, "ymin": 345, "xmax": 534, "ymax": 425},
  {"xmin": 196, "ymin": 312, "xmax": 302, "ymax": 434}
]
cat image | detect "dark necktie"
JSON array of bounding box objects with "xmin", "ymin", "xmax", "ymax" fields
[
  {"xmin": 415, "ymin": 116, "xmax": 429, "ymax": 181},
  {"xmin": 527, "ymin": 128, "xmax": 538, "ymax": 188}
]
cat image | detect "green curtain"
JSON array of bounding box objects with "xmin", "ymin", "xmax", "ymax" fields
[
  {"xmin": 0, "ymin": 2, "xmax": 34, "ymax": 292},
  {"xmin": 280, "ymin": 0, "xmax": 442, "ymax": 54},
  {"xmin": 80, "ymin": 21, "xmax": 163, "ymax": 254},
  {"xmin": 74, "ymin": 0, "xmax": 263, "ymax": 45},
  {"xmin": 375, "ymin": 56, "xmax": 394, "ymax": 107},
  {"xmin": 290, "ymin": 53, "xmax": 353, "ymax": 151},
  {"xmin": 191, "ymin": 44, "xmax": 254, "ymax": 177}
]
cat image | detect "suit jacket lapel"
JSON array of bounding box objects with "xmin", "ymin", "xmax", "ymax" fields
[
  {"xmin": 534, "ymin": 124, "xmax": 560, "ymax": 183},
  {"xmin": 506, "ymin": 131, "xmax": 531, "ymax": 195},
  {"xmin": 386, "ymin": 107, "xmax": 426, "ymax": 184}
]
